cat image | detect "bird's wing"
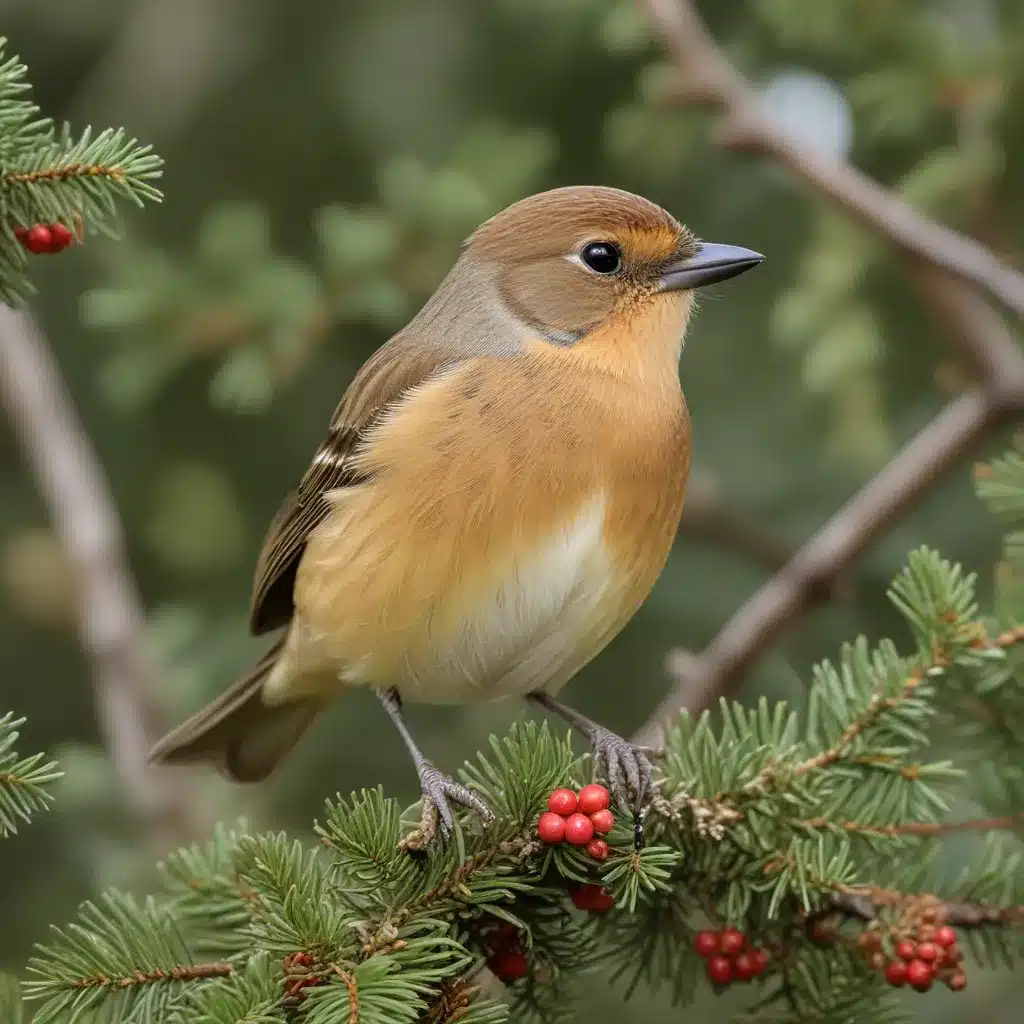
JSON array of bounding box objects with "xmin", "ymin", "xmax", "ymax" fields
[{"xmin": 249, "ymin": 339, "xmax": 465, "ymax": 634}]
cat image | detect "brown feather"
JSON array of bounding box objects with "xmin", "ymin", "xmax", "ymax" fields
[
  {"xmin": 248, "ymin": 257, "xmax": 526, "ymax": 635},
  {"xmin": 282, "ymin": 289, "xmax": 692, "ymax": 702},
  {"xmin": 148, "ymin": 637, "xmax": 324, "ymax": 781},
  {"xmin": 248, "ymin": 186, "xmax": 692, "ymax": 636},
  {"xmin": 157, "ymin": 185, "xmax": 704, "ymax": 780}
]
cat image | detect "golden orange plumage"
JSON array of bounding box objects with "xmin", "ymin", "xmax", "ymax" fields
[{"xmin": 150, "ymin": 185, "xmax": 762, "ymax": 837}]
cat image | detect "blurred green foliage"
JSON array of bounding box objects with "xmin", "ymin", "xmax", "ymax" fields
[{"xmin": 1, "ymin": 0, "xmax": 1022, "ymax": 1021}]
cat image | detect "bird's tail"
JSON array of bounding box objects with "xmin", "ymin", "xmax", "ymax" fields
[{"xmin": 149, "ymin": 637, "xmax": 322, "ymax": 782}]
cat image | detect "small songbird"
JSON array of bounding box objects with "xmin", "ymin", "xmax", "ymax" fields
[{"xmin": 150, "ymin": 185, "xmax": 762, "ymax": 839}]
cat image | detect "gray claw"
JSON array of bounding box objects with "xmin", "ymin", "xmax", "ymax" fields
[
  {"xmin": 417, "ymin": 763, "xmax": 493, "ymax": 841},
  {"xmin": 589, "ymin": 727, "xmax": 653, "ymax": 812}
]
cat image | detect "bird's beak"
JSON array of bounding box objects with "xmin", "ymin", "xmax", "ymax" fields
[{"xmin": 656, "ymin": 242, "xmax": 764, "ymax": 292}]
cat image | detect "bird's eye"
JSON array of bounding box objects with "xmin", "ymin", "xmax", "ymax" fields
[{"xmin": 580, "ymin": 241, "xmax": 622, "ymax": 275}]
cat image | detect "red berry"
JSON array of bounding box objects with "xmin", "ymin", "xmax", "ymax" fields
[
  {"xmin": 564, "ymin": 812, "xmax": 594, "ymax": 846},
  {"xmin": 916, "ymin": 941, "xmax": 939, "ymax": 963},
  {"xmin": 749, "ymin": 948, "xmax": 768, "ymax": 973},
  {"xmin": 585, "ymin": 838, "xmax": 609, "ymax": 861},
  {"xmin": 484, "ymin": 922, "xmax": 519, "ymax": 953},
  {"xmin": 547, "ymin": 788, "xmax": 577, "ymax": 816},
  {"xmin": 706, "ymin": 955, "xmax": 733, "ymax": 985},
  {"xmin": 885, "ymin": 960, "xmax": 908, "ymax": 987},
  {"xmin": 906, "ymin": 959, "xmax": 933, "ymax": 991},
  {"xmin": 935, "ymin": 925, "xmax": 957, "ymax": 948},
  {"xmin": 896, "ymin": 939, "xmax": 917, "ymax": 961},
  {"xmin": 948, "ymin": 971, "xmax": 967, "ymax": 991},
  {"xmin": 13, "ymin": 226, "xmax": 27, "ymax": 242},
  {"xmin": 48, "ymin": 223, "xmax": 73, "ymax": 252},
  {"xmin": 537, "ymin": 811, "xmax": 566, "ymax": 844},
  {"xmin": 693, "ymin": 930, "xmax": 720, "ymax": 958},
  {"xmin": 570, "ymin": 884, "xmax": 613, "ymax": 912},
  {"xmin": 488, "ymin": 949, "xmax": 528, "ymax": 982},
  {"xmin": 577, "ymin": 783, "xmax": 610, "ymax": 815},
  {"xmin": 588, "ymin": 808, "xmax": 615, "ymax": 834},
  {"xmin": 719, "ymin": 928, "xmax": 746, "ymax": 956},
  {"xmin": 734, "ymin": 952, "xmax": 759, "ymax": 981},
  {"xmin": 25, "ymin": 224, "xmax": 52, "ymax": 254}
]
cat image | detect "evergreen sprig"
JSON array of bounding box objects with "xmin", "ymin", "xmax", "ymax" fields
[
  {"xmin": 11, "ymin": 464, "xmax": 1024, "ymax": 1024},
  {"xmin": 0, "ymin": 712, "xmax": 61, "ymax": 836},
  {"xmin": 0, "ymin": 36, "xmax": 163, "ymax": 304},
  {"xmin": 23, "ymin": 890, "xmax": 234, "ymax": 1024}
]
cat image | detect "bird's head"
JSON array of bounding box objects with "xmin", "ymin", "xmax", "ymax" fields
[{"xmin": 462, "ymin": 185, "xmax": 763, "ymax": 350}]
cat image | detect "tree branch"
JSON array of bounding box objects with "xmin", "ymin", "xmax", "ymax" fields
[
  {"xmin": 824, "ymin": 889, "xmax": 1023, "ymax": 930},
  {"xmin": 634, "ymin": 0, "xmax": 1024, "ymax": 743},
  {"xmin": 636, "ymin": 390, "xmax": 1018, "ymax": 742},
  {"xmin": 679, "ymin": 466, "xmax": 799, "ymax": 574},
  {"xmin": 799, "ymin": 814, "xmax": 1024, "ymax": 839},
  {"xmin": 0, "ymin": 305, "xmax": 202, "ymax": 850},
  {"xmin": 638, "ymin": 0, "xmax": 1024, "ymax": 321}
]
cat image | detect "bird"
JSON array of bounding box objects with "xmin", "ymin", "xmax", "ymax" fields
[{"xmin": 150, "ymin": 185, "xmax": 763, "ymax": 842}]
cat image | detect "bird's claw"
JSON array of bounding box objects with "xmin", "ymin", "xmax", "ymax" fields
[
  {"xmin": 415, "ymin": 763, "xmax": 493, "ymax": 844},
  {"xmin": 590, "ymin": 727, "xmax": 654, "ymax": 812}
]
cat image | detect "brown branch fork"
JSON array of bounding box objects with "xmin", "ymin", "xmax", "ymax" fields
[{"xmin": 634, "ymin": 0, "xmax": 1024, "ymax": 743}]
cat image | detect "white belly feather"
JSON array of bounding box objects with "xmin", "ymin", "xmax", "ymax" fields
[{"xmin": 394, "ymin": 494, "xmax": 620, "ymax": 703}]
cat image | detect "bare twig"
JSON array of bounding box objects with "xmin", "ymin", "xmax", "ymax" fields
[
  {"xmin": 800, "ymin": 814, "xmax": 1024, "ymax": 838},
  {"xmin": 826, "ymin": 888, "xmax": 1023, "ymax": 929},
  {"xmin": 639, "ymin": 0, "xmax": 1024, "ymax": 320},
  {"xmin": 680, "ymin": 466, "xmax": 799, "ymax": 574},
  {"xmin": 0, "ymin": 306, "xmax": 201, "ymax": 850},
  {"xmin": 636, "ymin": 390, "xmax": 1020, "ymax": 741},
  {"xmin": 633, "ymin": 0, "xmax": 1024, "ymax": 743},
  {"xmin": 70, "ymin": 961, "xmax": 234, "ymax": 989}
]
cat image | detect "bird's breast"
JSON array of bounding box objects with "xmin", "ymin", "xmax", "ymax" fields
[
  {"xmin": 285, "ymin": 351, "xmax": 690, "ymax": 703},
  {"xmin": 391, "ymin": 492, "xmax": 624, "ymax": 702}
]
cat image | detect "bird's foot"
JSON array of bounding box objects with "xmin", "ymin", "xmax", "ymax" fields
[
  {"xmin": 589, "ymin": 726, "xmax": 655, "ymax": 812},
  {"xmin": 404, "ymin": 763, "xmax": 493, "ymax": 849}
]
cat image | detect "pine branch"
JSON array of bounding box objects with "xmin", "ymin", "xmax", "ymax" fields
[
  {"xmin": 167, "ymin": 955, "xmax": 285, "ymax": 1024},
  {"xmin": 19, "ymin": 494, "xmax": 1024, "ymax": 1022},
  {"xmin": 633, "ymin": 0, "xmax": 1024, "ymax": 743},
  {"xmin": 23, "ymin": 891, "xmax": 235, "ymax": 1024},
  {"xmin": 0, "ymin": 36, "xmax": 163, "ymax": 304},
  {"xmin": 0, "ymin": 712, "xmax": 61, "ymax": 837}
]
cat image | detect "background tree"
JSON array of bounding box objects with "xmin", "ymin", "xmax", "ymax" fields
[{"xmin": 1, "ymin": 1, "xmax": 1023, "ymax": 1021}]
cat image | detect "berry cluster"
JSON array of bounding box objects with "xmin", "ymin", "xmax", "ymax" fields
[
  {"xmin": 693, "ymin": 928, "xmax": 769, "ymax": 986},
  {"xmin": 538, "ymin": 784, "xmax": 614, "ymax": 861},
  {"xmin": 859, "ymin": 922, "xmax": 966, "ymax": 992},
  {"xmin": 483, "ymin": 922, "xmax": 529, "ymax": 982},
  {"xmin": 13, "ymin": 223, "xmax": 75, "ymax": 254},
  {"xmin": 282, "ymin": 952, "xmax": 323, "ymax": 1001}
]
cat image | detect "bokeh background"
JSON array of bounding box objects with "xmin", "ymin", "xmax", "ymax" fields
[{"xmin": 0, "ymin": 0, "xmax": 1020, "ymax": 1019}]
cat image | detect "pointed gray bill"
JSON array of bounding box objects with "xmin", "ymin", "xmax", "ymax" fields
[{"xmin": 657, "ymin": 243, "xmax": 764, "ymax": 291}]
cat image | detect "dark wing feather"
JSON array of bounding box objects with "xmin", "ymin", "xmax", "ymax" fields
[
  {"xmin": 249, "ymin": 422, "xmax": 366, "ymax": 633},
  {"xmin": 247, "ymin": 339, "xmax": 466, "ymax": 635}
]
